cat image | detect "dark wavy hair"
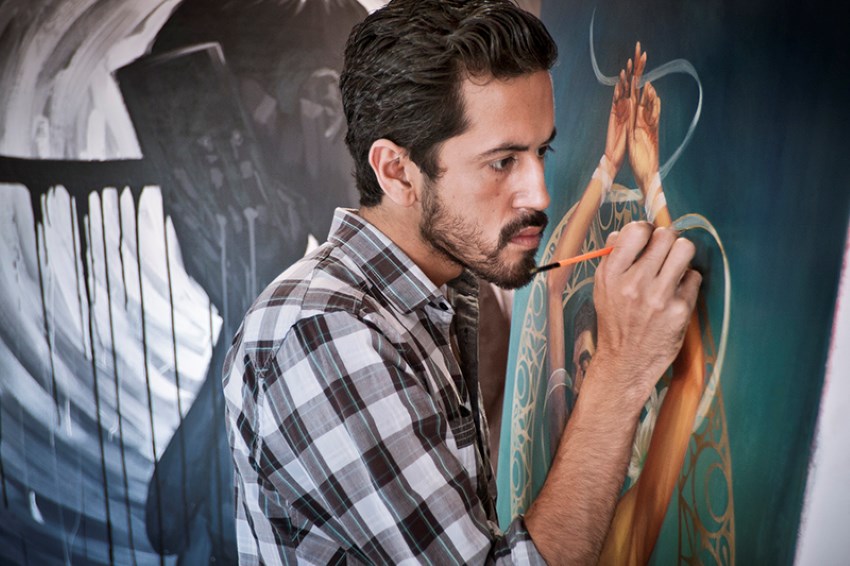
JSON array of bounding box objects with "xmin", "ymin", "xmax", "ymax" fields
[
  {"xmin": 574, "ymin": 297, "xmax": 597, "ymax": 344},
  {"xmin": 340, "ymin": 0, "xmax": 558, "ymax": 206}
]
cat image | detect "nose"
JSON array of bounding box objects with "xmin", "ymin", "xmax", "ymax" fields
[{"xmin": 513, "ymin": 154, "xmax": 550, "ymax": 211}]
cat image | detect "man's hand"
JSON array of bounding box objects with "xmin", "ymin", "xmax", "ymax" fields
[
  {"xmin": 626, "ymin": 43, "xmax": 661, "ymax": 192},
  {"xmin": 527, "ymin": 222, "xmax": 701, "ymax": 565},
  {"xmin": 591, "ymin": 222, "xmax": 701, "ymax": 409}
]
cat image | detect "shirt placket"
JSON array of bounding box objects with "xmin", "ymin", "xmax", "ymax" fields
[
  {"xmin": 449, "ymin": 282, "xmax": 498, "ymax": 520},
  {"xmin": 427, "ymin": 299, "xmax": 468, "ymax": 411}
]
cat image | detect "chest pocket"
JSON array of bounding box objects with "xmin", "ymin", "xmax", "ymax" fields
[
  {"xmin": 446, "ymin": 398, "xmax": 479, "ymax": 479},
  {"xmin": 422, "ymin": 353, "xmax": 477, "ymax": 445},
  {"xmin": 449, "ymin": 402, "xmax": 477, "ymax": 449},
  {"xmin": 439, "ymin": 370, "xmax": 480, "ymax": 478}
]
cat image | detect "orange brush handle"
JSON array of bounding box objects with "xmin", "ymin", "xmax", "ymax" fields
[
  {"xmin": 531, "ymin": 246, "xmax": 614, "ymax": 275},
  {"xmin": 554, "ymin": 246, "xmax": 614, "ymax": 267}
]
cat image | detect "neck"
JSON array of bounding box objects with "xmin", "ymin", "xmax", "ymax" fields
[{"xmin": 358, "ymin": 203, "xmax": 462, "ymax": 287}]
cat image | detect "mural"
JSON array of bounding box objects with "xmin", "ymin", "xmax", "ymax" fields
[
  {"xmin": 0, "ymin": 0, "xmax": 847, "ymax": 565},
  {"xmin": 0, "ymin": 0, "xmax": 365, "ymax": 563},
  {"xmin": 498, "ymin": 0, "xmax": 849, "ymax": 564}
]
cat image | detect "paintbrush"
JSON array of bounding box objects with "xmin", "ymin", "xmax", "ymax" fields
[
  {"xmin": 530, "ymin": 246, "xmax": 614, "ymax": 275},
  {"xmin": 532, "ymin": 218, "xmax": 700, "ymax": 276}
]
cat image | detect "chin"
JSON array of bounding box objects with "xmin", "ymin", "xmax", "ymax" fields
[{"xmin": 475, "ymin": 253, "xmax": 537, "ymax": 290}]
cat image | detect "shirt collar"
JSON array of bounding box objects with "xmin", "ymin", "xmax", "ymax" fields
[{"xmin": 328, "ymin": 208, "xmax": 460, "ymax": 314}]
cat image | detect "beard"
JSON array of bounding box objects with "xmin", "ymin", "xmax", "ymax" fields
[{"xmin": 419, "ymin": 179, "xmax": 548, "ymax": 289}]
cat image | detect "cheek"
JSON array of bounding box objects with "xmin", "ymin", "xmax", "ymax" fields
[
  {"xmin": 475, "ymin": 183, "xmax": 513, "ymax": 222},
  {"xmin": 441, "ymin": 171, "xmax": 512, "ymax": 231}
]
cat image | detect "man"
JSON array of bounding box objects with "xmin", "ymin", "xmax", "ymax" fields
[{"xmin": 222, "ymin": 0, "xmax": 701, "ymax": 564}]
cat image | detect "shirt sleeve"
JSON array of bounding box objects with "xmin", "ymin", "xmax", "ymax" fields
[{"xmin": 252, "ymin": 309, "xmax": 546, "ymax": 565}]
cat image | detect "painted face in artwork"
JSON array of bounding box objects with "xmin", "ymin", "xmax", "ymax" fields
[
  {"xmin": 418, "ymin": 70, "xmax": 555, "ymax": 289},
  {"xmin": 572, "ymin": 329, "xmax": 596, "ymax": 395}
]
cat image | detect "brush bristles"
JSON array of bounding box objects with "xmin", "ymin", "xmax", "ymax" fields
[{"xmin": 530, "ymin": 262, "xmax": 559, "ymax": 276}]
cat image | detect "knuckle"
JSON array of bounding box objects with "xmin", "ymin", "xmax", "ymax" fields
[
  {"xmin": 654, "ymin": 226, "xmax": 676, "ymax": 245},
  {"xmin": 648, "ymin": 295, "xmax": 667, "ymax": 313},
  {"xmin": 670, "ymin": 299, "xmax": 692, "ymax": 321},
  {"xmin": 624, "ymin": 221, "xmax": 651, "ymax": 236},
  {"xmin": 620, "ymin": 282, "xmax": 640, "ymax": 302},
  {"xmin": 651, "ymin": 291, "xmax": 672, "ymax": 311},
  {"xmin": 688, "ymin": 268, "xmax": 703, "ymax": 287},
  {"xmin": 674, "ymin": 237, "xmax": 696, "ymax": 257}
]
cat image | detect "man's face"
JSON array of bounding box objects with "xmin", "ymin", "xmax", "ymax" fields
[{"xmin": 417, "ymin": 71, "xmax": 554, "ymax": 289}]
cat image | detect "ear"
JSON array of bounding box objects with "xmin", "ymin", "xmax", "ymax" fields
[{"xmin": 368, "ymin": 139, "xmax": 419, "ymax": 207}]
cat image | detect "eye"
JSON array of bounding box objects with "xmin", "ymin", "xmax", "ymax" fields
[
  {"xmin": 536, "ymin": 144, "xmax": 555, "ymax": 159},
  {"xmin": 490, "ymin": 155, "xmax": 518, "ymax": 172}
]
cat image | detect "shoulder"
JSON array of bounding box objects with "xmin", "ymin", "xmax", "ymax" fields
[{"xmin": 231, "ymin": 242, "xmax": 389, "ymax": 371}]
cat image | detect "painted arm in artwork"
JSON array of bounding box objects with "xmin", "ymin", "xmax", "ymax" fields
[
  {"xmin": 544, "ymin": 60, "xmax": 635, "ymax": 444},
  {"xmin": 599, "ymin": 44, "xmax": 708, "ymax": 565}
]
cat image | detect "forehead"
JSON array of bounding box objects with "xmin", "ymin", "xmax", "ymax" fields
[{"xmin": 455, "ymin": 70, "xmax": 555, "ymax": 145}]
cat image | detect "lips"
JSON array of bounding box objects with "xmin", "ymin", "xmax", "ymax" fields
[
  {"xmin": 510, "ymin": 226, "xmax": 543, "ymax": 247},
  {"xmin": 498, "ymin": 211, "xmax": 548, "ymax": 249},
  {"xmin": 514, "ymin": 226, "xmax": 542, "ymax": 238}
]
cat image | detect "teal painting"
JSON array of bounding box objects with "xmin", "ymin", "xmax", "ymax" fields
[{"xmin": 496, "ymin": 0, "xmax": 849, "ymax": 564}]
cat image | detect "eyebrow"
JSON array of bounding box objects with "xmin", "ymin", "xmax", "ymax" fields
[{"xmin": 476, "ymin": 127, "xmax": 558, "ymax": 160}]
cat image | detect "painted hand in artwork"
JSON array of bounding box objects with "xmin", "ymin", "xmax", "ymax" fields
[
  {"xmin": 604, "ymin": 65, "xmax": 631, "ymax": 175},
  {"xmin": 544, "ymin": 63, "xmax": 630, "ymax": 401},
  {"xmin": 626, "ymin": 43, "xmax": 661, "ymax": 192}
]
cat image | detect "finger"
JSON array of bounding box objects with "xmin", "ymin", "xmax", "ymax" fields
[
  {"xmin": 640, "ymin": 80, "xmax": 652, "ymax": 106},
  {"xmin": 603, "ymin": 221, "xmax": 654, "ymax": 275},
  {"xmin": 634, "ymin": 42, "xmax": 641, "ymax": 75},
  {"xmin": 633, "ymin": 43, "xmax": 646, "ymax": 83},
  {"xmin": 644, "ymin": 81, "xmax": 656, "ymax": 99},
  {"xmin": 597, "ymin": 231, "xmax": 620, "ymax": 275},
  {"xmin": 618, "ymin": 70, "xmax": 630, "ymax": 103},
  {"xmin": 657, "ymin": 237, "xmax": 697, "ymax": 291},
  {"xmin": 630, "ymin": 226, "xmax": 678, "ymax": 276},
  {"xmin": 628, "ymin": 69, "xmax": 638, "ymax": 135},
  {"xmin": 626, "ymin": 58, "xmax": 633, "ymax": 98},
  {"xmin": 645, "ymin": 81, "xmax": 658, "ymax": 107},
  {"xmin": 636, "ymin": 50, "xmax": 647, "ymax": 81},
  {"xmin": 676, "ymin": 268, "xmax": 703, "ymax": 312},
  {"xmin": 653, "ymin": 88, "xmax": 661, "ymax": 123},
  {"xmin": 614, "ymin": 76, "xmax": 623, "ymax": 101},
  {"xmin": 640, "ymin": 82, "xmax": 657, "ymax": 127}
]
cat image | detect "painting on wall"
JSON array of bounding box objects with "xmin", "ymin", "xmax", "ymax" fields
[
  {"xmin": 1, "ymin": 0, "xmax": 847, "ymax": 564},
  {"xmin": 497, "ymin": 0, "xmax": 849, "ymax": 564},
  {"xmin": 0, "ymin": 0, "xmax": 366, "ymax": 563}
]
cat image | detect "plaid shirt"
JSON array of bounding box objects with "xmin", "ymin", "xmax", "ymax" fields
[{"xmin": 223, "ymin": 208, "xmax": 544, "ymax": 564}]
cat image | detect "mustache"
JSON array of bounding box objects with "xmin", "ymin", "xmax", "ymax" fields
[{"xmin": 498, "ymin": 211, "xmax": 549, "ymax": 248}]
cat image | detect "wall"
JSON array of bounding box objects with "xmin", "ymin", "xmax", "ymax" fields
[
  {"xmin": 0, "ymin": 1, "xmax": 365, "ymax": 563},
  {"xmin": 796, "ymin": 226, "xmax": 850, "ymax": 565}
]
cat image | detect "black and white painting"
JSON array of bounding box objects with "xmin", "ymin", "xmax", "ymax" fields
[{"xmin": 0, "ymin": 0, "xmax": 368, "ymax": 563}]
